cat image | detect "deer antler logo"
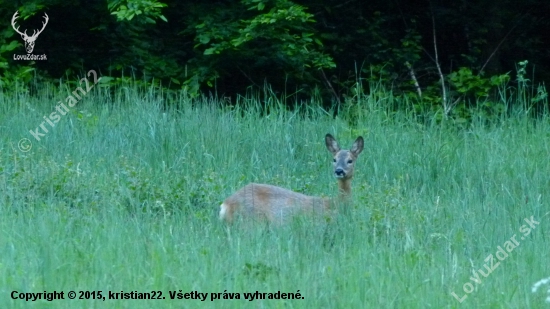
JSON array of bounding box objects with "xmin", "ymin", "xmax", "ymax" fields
[{"xmin": 11, "ymin": 11, "xmax": 49, "ymax": 54}]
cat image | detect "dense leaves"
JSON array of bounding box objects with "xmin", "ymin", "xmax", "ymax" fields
[{"xmin": 0, "ymin": 0, "xmax": 548, "ymax": 114}]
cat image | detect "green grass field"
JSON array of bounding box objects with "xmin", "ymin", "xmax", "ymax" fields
[{"xmin": 0, "ymin": 82, "xmax": 549, "ymax": 308}]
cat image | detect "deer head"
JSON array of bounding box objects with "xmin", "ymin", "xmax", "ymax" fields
[{"xmin": 11, "ymin": 11, "xmax": 49, "ymax": 54}]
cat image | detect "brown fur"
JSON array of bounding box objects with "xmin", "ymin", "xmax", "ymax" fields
[{"xmin": 219, "ymin": 134, "xmax": 364, "ymax": 224}]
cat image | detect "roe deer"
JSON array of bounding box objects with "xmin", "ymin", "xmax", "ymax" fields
[{"xmin": 219, "ymin": 134, "xmax": 364, "ymax": 224}]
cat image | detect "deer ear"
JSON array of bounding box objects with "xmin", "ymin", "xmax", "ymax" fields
[
  {"xmin": 350, "ymin": 137, "xmax": 364, "ymax": 156},
  {"xmin": 325, "ymin": 134, "xmax": 340, "ymax": 155}
]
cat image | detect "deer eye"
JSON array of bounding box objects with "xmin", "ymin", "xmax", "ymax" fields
[
  {"xmin": 333, "ymin": 158, "xmax": 337, "ymax": 163},
  {"xmin": 347, "ymin": 160, "xmax": 353, "ymax": 164}
]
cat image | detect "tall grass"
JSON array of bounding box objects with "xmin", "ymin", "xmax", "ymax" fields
[{"xmin": 0, "ymin": 80, "xmax": 548, "ymax": 308}]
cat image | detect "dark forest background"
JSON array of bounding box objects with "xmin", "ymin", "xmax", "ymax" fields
[{"xmin": 1, "ymin": 0, "xmax": 549, "ymax": 116}]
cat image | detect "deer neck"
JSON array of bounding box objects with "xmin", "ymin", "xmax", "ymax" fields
[{"xmin": 337, "ymin": 178, "xmax": 352, "ymax": 200}]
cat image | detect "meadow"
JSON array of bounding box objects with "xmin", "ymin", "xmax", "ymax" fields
[{"xmin": 0, "ymin": 80, "xmax": 549, "ymax": 308}]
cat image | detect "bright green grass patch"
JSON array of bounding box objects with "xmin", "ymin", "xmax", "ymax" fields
[{"xmin": 0, "ymin": 83, "xmax": 549, "ymax": 308}]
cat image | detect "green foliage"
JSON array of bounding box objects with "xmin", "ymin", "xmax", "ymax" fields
[
  {"xmin": 515, "ymin": 60, "xmax": 549, "ymax": 114},
  {"xmin": 108, "ymin": 0, "xmax": 168, "ymax": 23},
  {"xmin": 448, "ymin": 67, "xmax": 509, "ymax": 97},
  {"xmin": 185, "ymin": 0, "xmax": 334, "ymax": 95},
  {"xmin": 0, "ymin": 0, "xmax": 549, "ymax": 115},
  {"xmin": 0, "ymin": 63, "xmax": 35, "ymax": 91},
  {"xmin": 197, "ymin": 0, "xmax": 331, "ymax": 66}
]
